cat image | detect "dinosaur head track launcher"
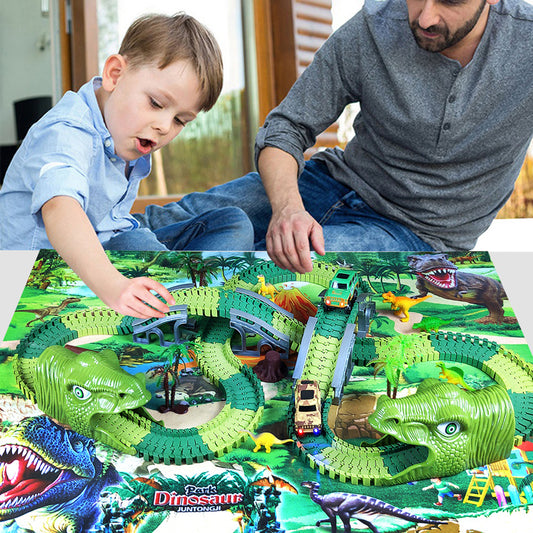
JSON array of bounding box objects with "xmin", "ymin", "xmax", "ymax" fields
[{"xmin": 368, "ymin": 378, "xmax": 516, "ymax": 485}]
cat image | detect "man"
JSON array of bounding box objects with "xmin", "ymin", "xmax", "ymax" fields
[{"xmin": 145, "ymin": 0, "xmax": 533, "ymax": 272}]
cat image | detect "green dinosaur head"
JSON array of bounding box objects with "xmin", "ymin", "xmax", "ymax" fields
[
  {"xmin": 368, "ymin": 378, "xmax": 515, "ymax": 484},
  {"xmin": 16, "ymin": 346, "xmax": 151, "ymax": 452}
]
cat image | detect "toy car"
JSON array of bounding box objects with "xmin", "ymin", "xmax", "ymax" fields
[
  {"xmin": 294, "ymin": 379, "xmax": 322, "ymax": 437},
  {"xmin": 323, "ymin": 268, "xmax": 359, "ymax": 310}
]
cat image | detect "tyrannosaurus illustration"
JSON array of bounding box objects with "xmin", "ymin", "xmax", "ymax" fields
[
  {"xmin": 300, "ymin": 481, "xmax": 446, "ymax": 533},
  {"xmin": 241, "ymin": 430, "xmax": 293, "ymax": 453},
  {"xmin": 0, "ymin": 416, "xmax": 121, "ymax": 533},
  {"xmin": 382, "ymin": 291, "xmax": 431, "ymax": 322},
  {"xmin": 13, "ymin": 345, "xmax": 152, "ymax": 453},
  {"xmin": 407, "ymin": 253, "xmax": 514, "ymax": 324},
  {"xmin": 16, "ymin": 297, "xmax": 81, "ymax": 327}
]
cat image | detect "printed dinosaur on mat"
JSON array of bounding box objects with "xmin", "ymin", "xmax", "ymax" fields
[
  {"xmin": 16, "ymin": 297, "xmax": 81, "ymax": 327},
  {"xmin": 407, "ymin": 253, "xmax": 515, "ymax": 324},
  {"xmin": 300, "ymin": 481, "xmax": 446, "ymax": 533},
  {"xmin": 0, "ymin": 416, "xmax": 121, "ymax": 533}
]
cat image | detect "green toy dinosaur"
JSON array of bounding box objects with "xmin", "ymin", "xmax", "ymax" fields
[
  {"xmin": 412, "ymin": 317, "xmax": 454, "ymax": 333},
  {"xmin": 436, "ymin": 362, "xmax": 474, "ymax": 390},
  {"xmin": 368, "ymin": 379, "xmax": 515, "ymax": 484},
  {"xmin": 13, "ymin": 346, "xmax": 152, "ymax": 454}
]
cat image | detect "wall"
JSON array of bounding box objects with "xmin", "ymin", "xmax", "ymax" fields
[{"xmin": 0, "ymin": 2, "xmax": 55, "ymax": 145}]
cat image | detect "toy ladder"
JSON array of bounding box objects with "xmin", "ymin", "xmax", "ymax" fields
[{"xmin": 463, "ymin": 473, "xmax": 494, "ymax": 507}]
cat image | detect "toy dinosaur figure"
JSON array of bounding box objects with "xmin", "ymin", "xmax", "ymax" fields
[
  {"xmin": 436, "ymin": 362, "xmax": 474, "ymax": 391},
  {"xmin": 382, "ymin": 291, "xmax": 431, "ymax": 322},
  {"xmin": 13, "ymin": 345, "xmax": 151, "ymax": 453},
  {"xmin": 368, "ymin": 378, "xmax": 515, "ymax": 484},
  {"xmin": 257, "ymin": 275, "xmax": 278, "ymax": 299},
  {"xmin": 300, "ymin": 481, "xmax": 445, "ymax": 533},
  {"xmin": 407, "ymin": 253, "xmax": 514, "ymax": 324},
  {"xmin": 412, "ymin": 316, "xmax": 454, "ymax": 333},
  {"xmin": 241, "ymin": 430, "xmax": 293, "ymax": 453},
  {"xmin": 0, "ymin": 416, "xmax": 121, "ymax": 532},
  {"xmin": 16, "ymin": 297, "xmax": 81, "ymax": 327}
]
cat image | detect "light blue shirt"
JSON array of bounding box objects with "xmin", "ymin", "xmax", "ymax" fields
[{"xmin": 0, "ymin": 77, "xmax": 151, "ymax": 250}]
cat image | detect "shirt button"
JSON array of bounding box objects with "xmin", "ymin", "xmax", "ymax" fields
[
  {"xmin": 448, "ymin": 95, "xmax": 456, "ymax": 103},
  {"xmin": 110, "ymin": 157, "xmax": 117, "ymax": 162},
  {"xmin": 443, "ymin": 123, "xmax": 451, "ymax": 131},
  {"xmin": 104, "ymin": 139, "xmax": 112, "ymax": 147}
]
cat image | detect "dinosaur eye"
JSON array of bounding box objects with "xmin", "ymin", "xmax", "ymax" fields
[
  {"xmin": 437, "ymin": 421, "xmax": 461, "ymax": 437},
  {"xmin": 72, "ymin": 385, "xmax": 91, "ymax": 400}
]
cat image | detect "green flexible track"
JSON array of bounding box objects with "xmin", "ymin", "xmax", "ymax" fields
[{"xmin": 13, "ymin": 262, "xmax": 533, "ymax": 484}]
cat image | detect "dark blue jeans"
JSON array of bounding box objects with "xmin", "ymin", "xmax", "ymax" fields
[
  {"xmin": 104, "ymin": 206, "xmax": 254, "ymax": 251},
  {"xmin": 150, "ymin": 160, "xmax": 433, "ymax": 252}
]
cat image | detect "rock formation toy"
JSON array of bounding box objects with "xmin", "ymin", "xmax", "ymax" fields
[{"xmin": 253, "ymin": 350, "xmax": 288, "ymax": 382}]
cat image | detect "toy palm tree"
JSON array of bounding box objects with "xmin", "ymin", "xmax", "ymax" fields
[{"xmin": 368, "ymin": 336, "xmax": 417, "ymax": 398}]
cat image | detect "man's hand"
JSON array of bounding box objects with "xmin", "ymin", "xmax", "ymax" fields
[
  {"xmin": 103, "ymin": 275, "xmax": 176, "ymax": 319},
  {"xmin": 257, "ymin": 147, "xmax": 326, "ymax": 273},
  {"xmin": 266, "ymin": 207, "xmax": 325, "ymax": 273}
]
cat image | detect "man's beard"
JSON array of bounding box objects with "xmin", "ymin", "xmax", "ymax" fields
[{"xmin": 410, "ymin": 0, "xmax": 486, "ymax": 53}]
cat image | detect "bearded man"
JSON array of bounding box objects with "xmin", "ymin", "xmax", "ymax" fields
[{"xmin": 147, "ymin": 0, "xmax": 533, "ymax": 271}]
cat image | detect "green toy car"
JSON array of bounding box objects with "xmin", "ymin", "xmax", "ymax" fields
[{"xmin": 323, "ymin": 269, "xmax": 359, "ymax": 310}]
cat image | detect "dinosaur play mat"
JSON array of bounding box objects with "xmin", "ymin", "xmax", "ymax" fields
[{"xmin": 1, "ymin": 250, "xmax": 533, "ymax": 533}]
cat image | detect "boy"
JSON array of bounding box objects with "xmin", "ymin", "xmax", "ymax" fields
[{"xmin": 0, "ymin": 13, "xmax": 253, "ymax": 319}]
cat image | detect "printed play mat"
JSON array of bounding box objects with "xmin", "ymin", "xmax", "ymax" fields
[{"xmin": 1, "ymin": 250, "xmax": 532, "ymax": 533}]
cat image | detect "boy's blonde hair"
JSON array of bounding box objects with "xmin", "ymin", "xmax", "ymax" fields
[{"xmin": 119, "ymin": 13, "xmax": 223, "ymax": 111}]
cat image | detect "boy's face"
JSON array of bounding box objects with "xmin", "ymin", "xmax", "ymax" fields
[{"xmin": 98, "ymin": 57, "xmax": 203, "ymax": 162}]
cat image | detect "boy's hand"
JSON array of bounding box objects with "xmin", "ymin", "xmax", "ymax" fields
[
  {"xmin": 42, "ymin": 196, "xmax": 175, "ymax": 319},
  {"xmin": 105, "ymin": 276, "xmax": 176, "ymax": 319}
]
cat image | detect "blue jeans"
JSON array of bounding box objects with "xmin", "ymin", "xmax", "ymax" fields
[
  {"xmin": 103, "ymin": 206, "xmax": 254, "ymax": 251},
  {"xmin": 166, "ymin": 160, "xmax": 433, "ymax": 251}
]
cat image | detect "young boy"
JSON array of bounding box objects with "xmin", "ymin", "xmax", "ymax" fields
[{"xmin": 0, "ymin": 13, "xmax": 254, "ymax": 319}]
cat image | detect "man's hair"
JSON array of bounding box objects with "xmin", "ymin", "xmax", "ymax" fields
[{"xmin": 119, "ymin": 13, "xmax": 223, "ymax": 111}]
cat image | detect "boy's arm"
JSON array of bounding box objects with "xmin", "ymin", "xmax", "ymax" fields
[
  {"xmin": 258, "ymin": 147, "xmax": 325, "ymax": 274},
  {"xmin": 41, "ymin": 196, "xmax": 175, "ymax": 318}
]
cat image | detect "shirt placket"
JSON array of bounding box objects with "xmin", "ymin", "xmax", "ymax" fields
[{"xmin": 436, "ymin": 67, "xmax": 462, "ymax": 158}]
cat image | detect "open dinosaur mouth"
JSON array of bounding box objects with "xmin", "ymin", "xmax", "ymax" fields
[
  {"xmin": 379, "ymin": 435, "xmax": 431, "ymax": 476},
  {"xmin": 0, "ymin": 444, "xmax": 76, "ymax": 509},
  {"xmin": 418, "ymin": 268, "xmax": 456, "ymax": 289}
]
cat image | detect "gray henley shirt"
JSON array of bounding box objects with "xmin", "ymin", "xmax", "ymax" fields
[{"xmin": 255, "ymin": 0, "xmax": 533, "ymax": 250}]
